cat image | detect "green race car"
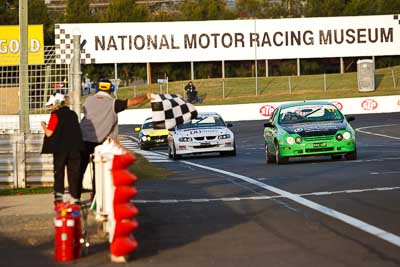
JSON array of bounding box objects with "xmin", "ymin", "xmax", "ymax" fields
[{"xmin": 263, "ymin": 101, "xmax": 357, "ymax": 164}]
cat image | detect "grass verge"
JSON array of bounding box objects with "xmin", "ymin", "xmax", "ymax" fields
[
  {"xmin": 129, "ymin": 152, "xmax": 174, "ymax": 180},
  {"xmin": 114, "ymin": 65, "xmax": 400, "ymax": 107}
]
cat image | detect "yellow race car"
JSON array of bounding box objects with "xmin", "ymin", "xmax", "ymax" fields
[{"xmin": 135, "ymin": 117, "xmax": 169, "ymax": 150}]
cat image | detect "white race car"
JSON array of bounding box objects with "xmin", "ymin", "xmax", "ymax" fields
[{"xmin": 168, "ymin": 112, "xmax": 236, "ymax": 159}]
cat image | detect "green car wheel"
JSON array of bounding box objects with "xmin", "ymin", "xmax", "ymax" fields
[
  {"xmin": 345, "ymin": 149, "xmax": 357, "ymax": 160},
  {"xmin": 275, "ymin": 142, "xmax": 289, "ymax": 164},
  {"xmin": 265, "ymin": 142, "xmax": 276, "ymax": 163}
]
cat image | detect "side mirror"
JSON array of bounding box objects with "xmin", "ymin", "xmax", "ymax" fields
[
  {"xmin": 264, "ymin": 121, "xmax": 273, "ymax": 128},
  {"xmin": 227, "ymin": 123, "xmax": 233, "ymax": 128},
  {"xmin": 134, "ymin": 127, "xmax": 141, "ymax": 132},
  {"xmin": 345, "ymin": 115, "xmax": 355, "ymax": 122}
]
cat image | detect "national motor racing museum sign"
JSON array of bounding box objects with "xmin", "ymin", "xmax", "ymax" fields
[{"xmin": 55, "ymin": 14, "xmax": 400, "ymax": 64}]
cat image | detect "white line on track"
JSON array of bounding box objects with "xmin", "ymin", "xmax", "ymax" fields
[
  {"xmin": 119, "ymin": 137, "xmax": 173, "ymax": 163},
  {"xmin": 134, "ymin": 186, "xmax": 400, "ymax": 202},
  {"xmin": 356, "ymin": 124, "xmax": 400, "ymax": 140},
  {"xmin": 370, "ymin": 171, "xmax": 400, "ymax": 175},
  {"xmin": 121, "ymin": 135, "xmax": 400, "ymax": 247},
  {"xmin": 132, "ymin": 187, "xmax": 400, "ymax": 204},
  {"xmin": 176, "ymin": 160, "xmax": 400, "ymax": 248}
]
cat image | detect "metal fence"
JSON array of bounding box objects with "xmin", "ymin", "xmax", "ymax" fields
[
  {"xmin": 0, "ymin": 133, "xmax": 54, "ymax": 188},
  {"xmin": 0, "ymin": 45, "xmax": 69, "ymax": 188},
  {"xmin": 0, "ymin": 46, "xmax": 70, "ymax": 133}
]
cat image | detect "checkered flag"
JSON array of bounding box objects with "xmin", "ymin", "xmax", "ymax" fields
[{"xmin": 151, "ymin": 94, "xmax": 198, "ymax": 130}]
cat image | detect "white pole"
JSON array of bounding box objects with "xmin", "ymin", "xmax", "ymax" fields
[
  {"xmin": 222, "ymin": 60, "xmax": 225, "ymax": 99},
  {"xmin": 340, "ymin": 57, "xmax": 345, "ymax": 74},
  {"xmin": 19, "ymin": 0, "xmax": 29, "ymax": 134},
  {"xmin": 71, "ymin": 35, "xmax": 81, "ymax": 117},
  {"xmin": 254, "ymin": 20, "xmax": 258, "ymax": 96},
  {"xmin": 297, "ymin": 58, "xmax": 300, "ymax": 76},
  {"xmin": 392, "ymin": 69, "xmax": 396, "ymax": 88},
  {"xmin": 114, "ymin": 63, "xmax": 118, "ymax": 97}
]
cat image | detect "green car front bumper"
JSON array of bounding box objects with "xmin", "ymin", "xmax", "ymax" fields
[{"xmin": 278, "ymin": 139, "xmax": 356, "ymax": 157}]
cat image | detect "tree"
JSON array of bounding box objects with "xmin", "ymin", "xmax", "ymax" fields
[
  {"xmin": 0, "ymin": 0, "xmax": 18, "ymax": 25},
  {"xmin": 305, "ymin": 0, "xmax": 346, "ymax": 17},
  {"xmin": 28, "ymin": 0, "xmax": 53, "ymax": 44},
  {"xmin": 376, "ymin": 0, "xmax": 400, "ymax": 14},
  {"xmin": 65, "ymin": 0, "xmax": 92, "ymax": 23},
  {"xmin": 179, "ymin": 0, "xmax": 233, "ymax": 21},
  {"xmin": 179, "ymin": 0, "xmax": 205, "ymax": 20},
  {"xmin": 235, "ymin": 0, "xmax": 260, "ymax": 18},
  {"xmin": 106, "ymin": 0, "xmax": 149, "ymax": 22},
  {"xmin": 343, "ymin": 0, "xmax": 378, "ymax": 16}
]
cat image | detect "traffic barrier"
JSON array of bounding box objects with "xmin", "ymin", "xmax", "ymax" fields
[
  {"xmin": 110, "ymin": 151, "xmax": 139, "ymax": 262},
  {"xmin": 93, "ymin": 139, "xmax": 139, "ymax": 263}
]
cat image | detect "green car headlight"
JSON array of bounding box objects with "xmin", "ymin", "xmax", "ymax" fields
[
  {"xmin": 343, "ymin": 131, "xmax": 351, "ymax": 140},
  {"xmin": 295, "ymin": 136, "xmax": 302, "ymax": 144},
  {"xmin": 286, "ymin": 136, "xmax": 295, "ymax": 145},
  {"xmin": 336, "ymin": 133, "xmax": 343, "ymax": 141}
]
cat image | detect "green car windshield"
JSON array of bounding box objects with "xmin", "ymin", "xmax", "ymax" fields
[
  {"xmin": 177, "ymin": 115, "xmax": 225, "ymax": 129},
  {"xmin": 278, "ymin": 104, "xmax": 344, "ymax": 124}
]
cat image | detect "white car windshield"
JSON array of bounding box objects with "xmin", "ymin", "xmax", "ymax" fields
[
  {"xmin": 279, "ymin": 104, "xmax": 344, "ymax": 124},
  {"xmin": 177, "ymin": 115, "xmax": 226, "ymax": 129}
]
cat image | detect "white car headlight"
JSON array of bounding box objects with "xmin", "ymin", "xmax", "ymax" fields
[
  {"xmin": 343, "ymin": 131, "xmax": 351, "ymax": 140},
  {"xmin": 141, "ymin": 136, "xmax": 148, "ymax": 142},
  {"xmin": 179, "ymin": 137, "xmax": 192, "ymax": 142},
  {"xmin": 218, "ymin": 134, "xmax": 231, "ymax": 139},
  {"xmin": 286, "ymin": 136, "xmax": 295, "ymax": 145}
]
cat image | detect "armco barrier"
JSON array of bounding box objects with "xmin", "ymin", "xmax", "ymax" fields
[
  {"xmin": 117, "ymin": 95, "xmax": 400, "ymax": 124},
  {"xmin": 1, "ymin": 95, "xmax": 399, "ymax": 130},
  {"xmin": 0, "ymin": 133, "xmax": 53, "ymax": 188}
]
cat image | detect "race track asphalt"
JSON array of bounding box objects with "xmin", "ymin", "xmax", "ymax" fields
[{"xmin": 1, "ymin": 112, "xmax": 399, "ymax": 267}]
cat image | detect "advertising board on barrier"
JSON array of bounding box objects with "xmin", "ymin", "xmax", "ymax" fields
[
  {"xmin": 55, "ymin": 15, "xmax": 400, "ymax": 64},
  {"xmin": 0, "ymin": 25, "xmax": 44, "ymax": 66},
  {"xmin": 116, "ymin": 95, "xmax": 400, "ymax": 125},
  {"xmin": 1, "ymin": 95, "xmax": 400, "ymax": 130}
]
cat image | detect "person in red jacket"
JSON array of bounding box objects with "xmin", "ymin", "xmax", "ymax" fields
[{"xmin": 41, "ymin": 93, "xmax": 84, "ymax": 204}]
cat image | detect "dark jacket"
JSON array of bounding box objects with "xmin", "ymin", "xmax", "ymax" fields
[
  {"xmin": 185, "ymin": 83, "xmax": 196, "ymax": 92},
  {"xmin": 41, "ymin": 106, "xmax": 83, "ymax": 154}
]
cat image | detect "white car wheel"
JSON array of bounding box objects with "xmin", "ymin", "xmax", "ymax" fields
[{"xmin": 172, "ymin": 143, "xmax": 181, "ymax": 160}]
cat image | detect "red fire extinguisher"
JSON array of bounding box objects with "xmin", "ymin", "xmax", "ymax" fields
[
  {"xmin": 54, "ymin": 202, "xmax": 82, "ymax": 262},
  {"xmin": 70, "ymin": 204, "xmax": 82, "ymax": 259},
  {"xmin": 54, "ymin": 208, "xmax": 75, "ymax": 262}
]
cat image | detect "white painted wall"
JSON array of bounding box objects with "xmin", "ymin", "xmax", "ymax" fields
[
  {"xmin": 118, "ymin": 95, "xmax": 400, "ymax": 125},
  {"xmin": 2, "ymin": 95, "xmax": 399, "ymax": 132}
]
